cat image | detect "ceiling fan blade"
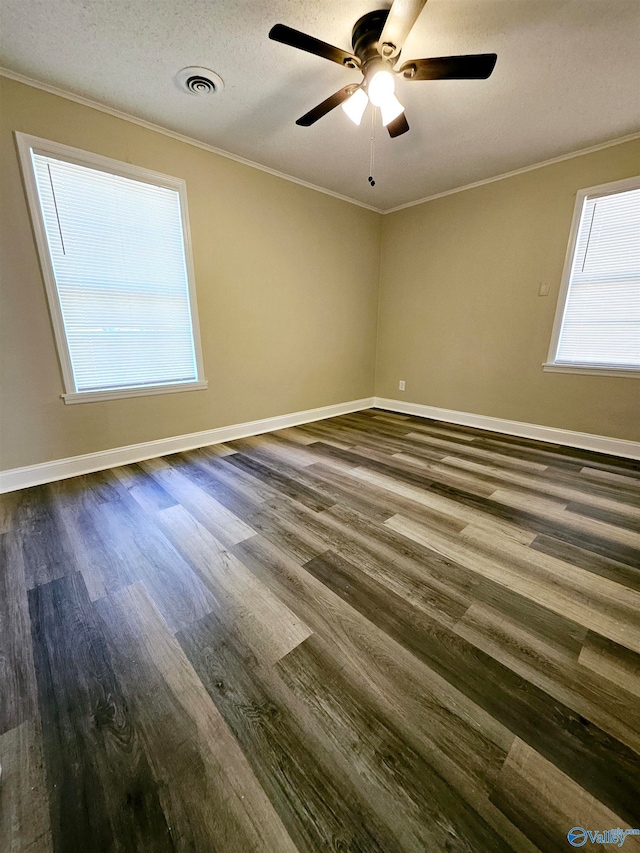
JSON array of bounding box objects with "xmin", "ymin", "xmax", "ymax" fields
[
  {"xmin": 387, "ymin": 112, "xmax": 410, "ymax": 138},
  {"xmin": 399, "ymin": 53, "xmax": 497, "ymax": 80},
  {"xmin": 269, "ymin": 24, "xmax": 360, "ymax": 68},
  {"xmin": 296, "ymin": 85, "xmax": 359, "ymax": 126},
  {"xmin": 379, "ymin": 0, "xmax": 428, "ymax": 59}
]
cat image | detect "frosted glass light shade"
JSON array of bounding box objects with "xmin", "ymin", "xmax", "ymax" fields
[
  {"xmin": 342, "ymin": 88, "xmax": 369, "ymax": 125},
  {"xmin": 380, "ymin": 93, "xmax": 405, "ymax": 126}
]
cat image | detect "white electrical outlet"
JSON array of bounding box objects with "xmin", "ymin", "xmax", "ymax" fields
[
  {"xmin": 538, "ymin": 281, "xmax": 550, "ymax": 296},
  {"xmin": 399, "ymin": 380, "xmax": 406, "ymax": 391}
]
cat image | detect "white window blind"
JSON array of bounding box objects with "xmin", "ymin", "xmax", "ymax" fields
[
  {"xmin": 554, "ymin": 185, "xmax": 640, "ymax": 369},
  {"xmin": 30, "ymin": 150, "xmax": 201, "ymax": 395}
]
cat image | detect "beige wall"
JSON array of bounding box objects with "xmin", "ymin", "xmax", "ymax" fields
[
  {"xmin": 0, "ymin": 77, "xmax": 381, "ymax": 470},
  {"xmin": 1, "ymin": 76, "xmax": 638, "ymax": 474},
  {"xmin": 376, "ymin": 138, "xmax": 640, "ymax": 441}
]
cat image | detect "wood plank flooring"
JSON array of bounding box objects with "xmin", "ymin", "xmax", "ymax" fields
[{"xmin": 1, "ymin": 408, "xmax": 639, "ymax": 852}]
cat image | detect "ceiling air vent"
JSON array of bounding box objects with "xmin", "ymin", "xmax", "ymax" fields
[{"xmin": 176, "ymin": 66, "xmax": 224, "ymax": 96}]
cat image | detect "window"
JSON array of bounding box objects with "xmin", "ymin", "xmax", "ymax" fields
[
  {"xmin": 545, "ymin": 175, "xmax": 640, "ymax": 377},
  {"xmin": 16, "ymin": 133, "xmax": 207, "ymax": 403}
]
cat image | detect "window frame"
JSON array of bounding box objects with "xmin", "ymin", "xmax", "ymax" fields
[
  {"xmin": 543, "ymin": 174, "xmax": 640, "ymax": 379},
  {"xmin": 15, "ymin": 132, "xmax": 208, "ymax": 404}
]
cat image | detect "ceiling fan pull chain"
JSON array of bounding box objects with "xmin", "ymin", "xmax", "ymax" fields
[{"xmin": 368, "ymin": 107, "xmax": 376, "ymax": 187}]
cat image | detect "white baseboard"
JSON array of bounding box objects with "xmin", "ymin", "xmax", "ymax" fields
[
  {"xmin": 374, "ymin": 397, "xmax": 640, "ymax": 461},
  {"xmin": 0, "ymin": 397, "xmax": 374, "ymax": 493},
  {"xmin": 3, "ymin": 394, "xmax": 636, "ymax": 492}
]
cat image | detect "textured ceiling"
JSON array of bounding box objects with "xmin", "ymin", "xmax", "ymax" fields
[{"xmin": 1, "ymin": 0, "xmax": 639, "ymax": 210}]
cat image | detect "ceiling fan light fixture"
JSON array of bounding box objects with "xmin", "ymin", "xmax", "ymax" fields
[
  {"xmin": 379, "ymin": 93, "xmax": 405, "ymax": 127},
  {"xmin": 270, "ymin": 2, "xmax": 497, "ymax": 141},
  {"xmin": 341, "ymin": 87, "xmax": 369, "ymax": 125}
]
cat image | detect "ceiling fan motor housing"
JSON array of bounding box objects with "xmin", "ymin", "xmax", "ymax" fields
[{"xmin": 352, "ymin": 10, "xmax": 391, "ymax": 72}]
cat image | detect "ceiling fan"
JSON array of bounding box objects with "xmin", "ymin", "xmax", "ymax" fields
[{"xmin": 269, "ymin": 0, "xmax": 497, "ymax": 138}]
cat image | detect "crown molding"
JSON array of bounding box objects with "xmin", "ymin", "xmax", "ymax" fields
[
  {"xmin": 382, "ymin": 131, "xmax": 640, "ymax": 214},
  {"xmin": 0, "ymin": 67, "xmax": 383, "ymax": 214},
  {"xmin": 2, "ymin": 66, "xmax": 638, "ymax": 216}
]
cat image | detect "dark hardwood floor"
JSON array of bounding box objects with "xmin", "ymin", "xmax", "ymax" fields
[{"xmin": 1, "ymin": 408, "xmax": 639, "ymax": 852}]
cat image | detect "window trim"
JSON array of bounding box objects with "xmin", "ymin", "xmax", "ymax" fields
[
  {"xmin": 15, "ymin": 132, "xmax": 208, "ymax": 403},
  {"xmin": 543, "ymin": 174, "xmax": 640, "ymax": 379}
]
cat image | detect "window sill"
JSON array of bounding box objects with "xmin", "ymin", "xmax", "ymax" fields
[
  {"xmin": 62, "ymin": 379, "xmax": 208, "ymax": 404},
  {"xmin": 542, "ymin": 363, "xmax": 639, "ymax": 379}
]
